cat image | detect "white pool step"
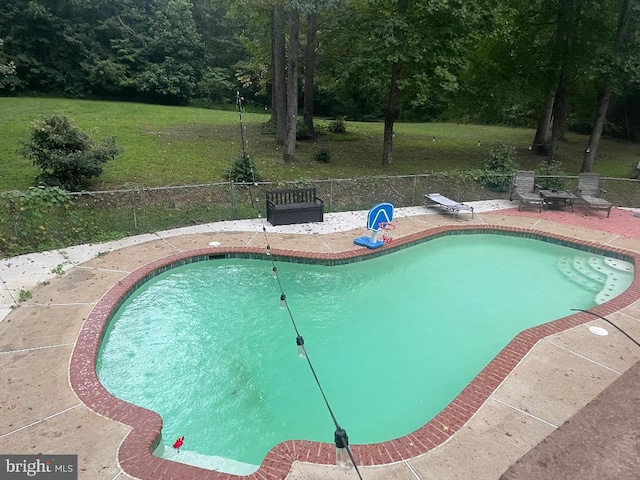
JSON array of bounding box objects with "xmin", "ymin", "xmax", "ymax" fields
[
  {"xmin": 557, "ymin": 257, "xmax": 601, "ymax": 293},
  {"xmin": 557, "ymin": 256, "xmax": 634, "ymax": 304},
  {"xmin": 590, "ymin": 257, "xmax": 634, "ymax": 304},
  {"xmin": 603, "ymin": 257, "xmax": 634, "ymax": 273}
]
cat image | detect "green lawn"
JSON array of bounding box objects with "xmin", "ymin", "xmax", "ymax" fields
[{"xmin": 1, "ymin": 97, "xmax": 638, "ymax": 192}]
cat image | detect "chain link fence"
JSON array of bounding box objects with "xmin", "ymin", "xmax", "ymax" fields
[{"xmin": 2, "ymin": 174, "xmax": 640, "ymax": 258}]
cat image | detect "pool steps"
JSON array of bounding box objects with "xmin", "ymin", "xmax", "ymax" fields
[{"xmin": 557, "ymin": 256, "xmax": 634, "ymax": 305}]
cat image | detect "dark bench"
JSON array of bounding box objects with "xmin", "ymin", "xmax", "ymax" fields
[{"xmin": 266, "ymin": 188, "xmax": 324, "ymax": 226}]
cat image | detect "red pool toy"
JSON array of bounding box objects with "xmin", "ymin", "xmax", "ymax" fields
[{"xmin": 173, "ymin": 436, "xmax": 184, "ymax": 452}]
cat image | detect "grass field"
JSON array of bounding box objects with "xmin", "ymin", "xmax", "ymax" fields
[{"xmin": 1, "ymin": 97, "xmax": 638, "ymax": 192}]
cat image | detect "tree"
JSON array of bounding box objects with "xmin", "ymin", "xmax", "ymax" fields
[
  {"xmin": 347, "ymin": 0, "xmax": 486, "ymax": 165},
  {"xmin": 548, "ymin": 0, "xmax": 581, "ymax": 158},
  {"xmin": 377, "ymin": 0, "xmax": 409, "ymax": 166},
  {"xmin": 581, "ymin": 0, "xmax": 634, "ymax": 172},
  {"xmin": 191, "ymin": 0, "xmax": 246, "ymax": 105},
  {"xmin": 301, "ymin": 0, "xmax": 345, "ymax": 133},
  {"xmin": 20, "ymin": 115, "xmax": 123, "ymax": 191},
  {"xmin": 283, "ymin": 8, "xmax": 300, "ymax": 163},
  {"xmin": 273, "ymin": 3, "xmax": 287, "ymax": 142},
  {"xmin": 303, "ymin": 9, "xmax": 318, "ymax": 135}
]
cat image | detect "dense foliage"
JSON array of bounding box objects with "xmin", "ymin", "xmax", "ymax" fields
[{"xmin": 0, "ymin": 0, "xmax": 245, "ymax": 105}]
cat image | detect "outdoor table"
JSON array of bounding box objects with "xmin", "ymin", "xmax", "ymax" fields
[{"xmin": 539, "ymin": 189, "xmax": 578, "ymax": 211}]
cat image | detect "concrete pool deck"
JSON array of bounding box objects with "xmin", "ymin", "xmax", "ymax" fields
[{"xmin": 1, "ymin": 199, "xmax": 639, "ymax": 479}]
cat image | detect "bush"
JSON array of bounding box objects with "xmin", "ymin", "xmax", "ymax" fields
[
  {"xmin": 327, "ymin": 117, "xmax": 347, "ymax": 134},
  {"xmin": 226, "ymin": 153, "xmax": 261, "ymax": 183},
  {"xmin": 20, "ymin": 115, "xmax": 123, "ymax": 191},
  {"xmin": 296, "ymin": 118, "xmax": 311, "ymax": 140},
  {"xmin": 313, "ymin": 149, "xmax": 331, "ymax": 163},
  {"xmin": 535, "ymin": 159, "xmax": 567, "ymax": 190},
  {"xmin": 478, "ymin": 143, "xmax": 518, "ymax": 192}
]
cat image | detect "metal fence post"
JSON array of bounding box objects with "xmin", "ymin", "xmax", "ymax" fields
[
  {"xmin": 329, "ymin": 180, "xmax": 333, "ymax": 212},
  {"xmin": 231, "ymin": 182, "xmax": 237, "ymax": 220},
  {"xmin": 131, "ymin": 189, "xmax": 138, "ymax": 230},
  {"xmin": 412, "ymin": 175, "xmax": 418, "ymax": 205}
]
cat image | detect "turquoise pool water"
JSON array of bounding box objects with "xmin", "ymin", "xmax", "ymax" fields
[{"xmin": 96, "ymin": 234, "xmax": 633, "ymax": 473}]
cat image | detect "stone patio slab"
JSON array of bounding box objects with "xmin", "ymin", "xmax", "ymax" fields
[
  {"xmin": 0, "ymin": 304, "xmax": 93, "ymax": 351},
  {"xmin": 0, "ymin": 404, "xmax": 132, "ymax": 480},
  {"xmin": 80, "ymin": 240, "xmax": 179, "ymax": 271},
  {"xmin": 408, "ymin": 398, "xmax": 555, "ymax": 480},
  {"xmin": 27, "ymin": 268, "xmax": 128, "ymax": 305},
  {"xmin": 500, "ymin": 360, "xmax": 640, "ymax": 480},
  {"xmin": 491, "ymin": 341, "xmax": 620, "ymax": 427},
  {"xmin": 0, "ymin": 346, "xmax": 79, "ymax": 433},
  {"xmin": 287, "ymin": 460, "xmax": 416, "ymax": 480},
  {"xmin": 544, "ymin": 318, "xmax": 640, "ymax": 374}
]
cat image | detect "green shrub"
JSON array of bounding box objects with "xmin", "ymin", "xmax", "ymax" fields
[
  {"xmin": 535, "ymin": 159, "xmax": 567, "ymax": 190},
  {"xmin": 226, "ymin": 153, "xmax": 261, "ymax": 183},
  {"xmin": 328, "ymin": 117, "xmax": 347, "ymax": 134},
  {"xmin": 20, "ymin": 115, "xmax": 123, "ymax": 191},
  {"xmin": 296, "ymin": 118, "xmax": 311, "ymax": 140},
  {"xmin": 313, "ymin": 149, "xmax": 331, "ymax": 163},
  {"xmin": 478, "ymin": 143, "xmax": 518, "ymax": 192}
]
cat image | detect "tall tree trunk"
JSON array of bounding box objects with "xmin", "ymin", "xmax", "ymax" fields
[
  {"xmin": 273, "ymin": 4, "xmax": 287, "ymax": 143},
  {"xmin": 548, "ymin": 0, "xmax": 578, "ymax": 159},
  {"xmin": 580, "ymin": 84, "xmax": 613, "ymax": 172},
  {"xmin": 283, "ymin": 9, "xmax": 299, "ymax": 164},
  {"xmin": 303, "ymin": 11, "xmax": 318, "ymax": 136},
  {"xmin": 382, "ymin": 61, "xmax": 402, "ymax": 166},
  {"xmin": 581, "ymin": 0, "xmax": 632, "ymax": 173},
  {"xmin": 269, "ymin": 7, "xmax": 277, "ymax": 125},
  {"xmin": 532, "ymin": 91, "xmax": 555, "ymax": 154},
  {"xmin": 550, "ymin": 73, "xmax": 569, "ymax": 159},
  {"xmin": 381, "ymin": 0, "xmax": 408, "ymax": 166}
]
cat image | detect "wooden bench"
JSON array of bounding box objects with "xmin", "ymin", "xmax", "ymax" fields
[{"xmin": 266, "ymin": 188, "xmax": 324, "ymax": 226}]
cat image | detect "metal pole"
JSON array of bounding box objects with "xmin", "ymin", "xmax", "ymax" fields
[
  {"xmin": 131, "ymin": 189, "xmax": 138, "ymax": 230},
  {"xmin": 236, "ymin": 91, "xmax": 247, "ymax": 159},
  {"xmin": 329, "ymin": 180, "xmax": 333, "ymax": 212},
  {"xmin": 231, "ymin": 182, "xmax": 237, "ymax": 220}
]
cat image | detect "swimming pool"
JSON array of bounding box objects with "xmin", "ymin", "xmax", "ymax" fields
[{"xmin": 95, "ymin": 232, "xmax": 634, "ymax": 474}]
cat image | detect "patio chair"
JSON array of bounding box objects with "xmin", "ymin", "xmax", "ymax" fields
[
  {"xmin": 577, "ymin": 173, "xmax": 612, "ymax": 217},
  {"xmin": 509, "ymin": 170, "xmax": 543, "ymax": 212}
]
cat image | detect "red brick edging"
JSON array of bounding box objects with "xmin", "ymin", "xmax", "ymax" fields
[{"xmin": 69, "ymin": 225, "xmax": 640, "ymax": 479}]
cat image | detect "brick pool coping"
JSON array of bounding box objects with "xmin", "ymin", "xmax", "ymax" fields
[{"xmin": 68, "ymin": 225, "xmax": 640, "ymax": 480}]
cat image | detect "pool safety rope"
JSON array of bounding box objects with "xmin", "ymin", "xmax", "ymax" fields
[
  {"xmin": 262, "ymin": 225, "xmax": 364, "ymax": 479},
  {"xmin": 236, "ymin": 87, "xmax": 363, "ymax": 478}
]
